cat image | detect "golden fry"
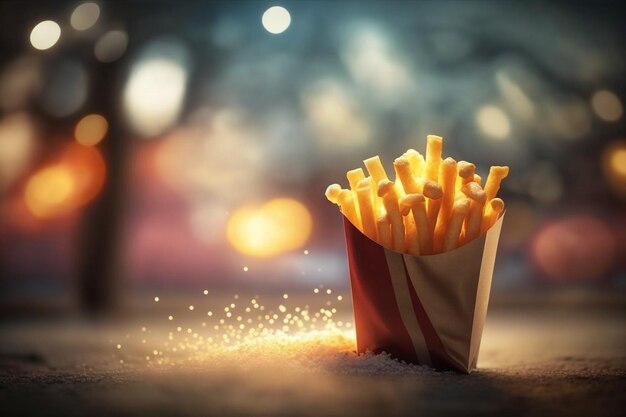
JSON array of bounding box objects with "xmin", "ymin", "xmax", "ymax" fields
[
  {"xmin": 399, "ymin": 193, "xmax": 431, "ymax": 255},
  {"xmin": 481, "ymin": 197, "xmax": 505, "ymax": 234},
  {"xmin": 378, "ymin": 179, "xmax": 405, "ymax": 252},
  {"xmin": 484, "ymin": 166, "xmax": 509, "ymax": 201},
  {"xmin": 356, "ymin": 178, "xmax": 377, "ymax": 240},
  {"xmin": 433, "ymin": 157, "xmax": 457, "ymax": 253},
  {"xmin": 404, "ymin": 149, "xmax": 425, "ymax": 178},
  {"xmin": 394, "ymin": 156, "xmax": 419, "ymax": 194},
  {"xmin": 376, "ymin": 212, "xmax": 392, "ymax": 248},
  {"xmin": 347, "ymin": 168, "xmax": 365, "ymax": 190},
  {"xmin": 404, "ymin": 212, "xmax": 420, "ymax": 256},
  {"xmin": 364, "ymin": 155, "xmax": 389, "ymax": 185},
  {"xmin": 461, "ymin": 182, "xmax": 486, "ymax": 243},
  {"xmin": 325, "ymin": 183, "xmax": 342, "ymax": 204},
  {"xmin": 442, "ymin": 198, "xmax": 471, "ymax": 252},
  {"xmin": 337, "ymin": 189, "xmax": 361, "ymax": 230},
  {"xmin": 425, "ymin": 135, "xmax": 443, "ymax": 182}
]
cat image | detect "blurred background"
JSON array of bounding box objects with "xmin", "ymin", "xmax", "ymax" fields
[{"xmin": 0, "ymin": 0, "xmax": 625, "ymax": 315}]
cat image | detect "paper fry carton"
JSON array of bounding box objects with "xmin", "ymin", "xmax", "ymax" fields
[{"xmin": 343, "ymin": 214, "xmax": 505, "ymax": 373}]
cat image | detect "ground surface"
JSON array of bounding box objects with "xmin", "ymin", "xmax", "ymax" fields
[{"xmin": 1, "ymin": 292, "xmax": 625, "ymax": 417}]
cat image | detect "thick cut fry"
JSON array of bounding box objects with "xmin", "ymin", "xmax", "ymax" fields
[
  {"xmin": 433, "ymin": 157, "xmax": 457, "ymax": 253},
  {"xmin": 376, "ymin": 212, "xmax": 392, "ymax": 248},
  {"xmin": 394, "ymin": 156, "xmax": 420, "ymax": 194},
  {"xmin": 399, "ymin": 193, "xmax": 431, "ymax": 255},
  {"xmin": 355, "ymin": 178, "xmax": 377, "ymax": 240},
  {"xmin": 403, "ymin": 213, "xmax": 420, "ymax": 256},
  {"xmin": 347, "ymin": 168, "xmax": 365, "ymax": 190},
  {"xmin": 455, "ymin": 161, "xmax": 476, "ymax": 192},
  {"xmin": 484, "ymin": 166, "xmax": 509, "ymax": 201},
  {"xmin": 347, "ymin": 168, "xmax": 365, "ymax": 215},
  {"xmin": 404, "ymin": 149, "xmax": 425, "ymax": 178},
  {"xmin": 378, "ymin": 179, "xmax": 405, "ymax": 252},
  {"xmin": 461, "ymin": 182, "xmax": 487, "ymax": 243},
  {"xmin": 481, "ymin": 198, "xmax": 504, "ymax": 234},
  {"xmin": 422, "ymin": 180, "xmax": 443, "ymax": 200},
  {"xmin": 325, "ymin": 184, "xmax": 341, "ymax": 204},
  {"xmin": 337, "ymin": 189, "xmax": 361, "ymax": 230},
  {"xmin": 473, "ymin": 173, "xmax": 482, "ymax": 186},
  {"xmin": 442, "ymin": 198, "xmax": 471, "ymax": 252},
  {"xmin": 424, "ymin": 135, "xmax": 443, "ymax": 182},
  {"xmin": 363, "ymin": 155, "xmax": 389, "ymax": 185}
]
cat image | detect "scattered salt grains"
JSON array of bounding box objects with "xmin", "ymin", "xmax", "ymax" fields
[{"xmin": 112, "ymin": 289, "xmax": 428, "ymax": 375}]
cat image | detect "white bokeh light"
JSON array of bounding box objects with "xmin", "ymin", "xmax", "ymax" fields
[
  {"xmin": 30, "ymin": 20, "xmax": 61, "ymax": 50},
  {"xmin": 123, "ymin": 40, "xmax": 189, "ymax": 137},
  {"xmin": 262, "ymin": 6, "xmax": 291, "ymax": 34},
  {"xmin": 70, "ymin": 2, "xmax": 100, "ymax": 31},
  {"xmin": 476, "ymin": 105, "xmax": 511, "ymax": 140}
]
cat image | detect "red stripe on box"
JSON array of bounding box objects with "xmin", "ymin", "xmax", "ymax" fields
[
  {"xmin": 344, "ymin": 218, "xmax": 418, "ymax": 363},
  {"xmin": 400, "ymin": 257, "xmax": 457, "ymax": 371}
]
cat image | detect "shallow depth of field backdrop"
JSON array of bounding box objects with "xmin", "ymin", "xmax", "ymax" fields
[{"xmin": 0, "ymin": 0, "xmax": 625, "ymax": 313}]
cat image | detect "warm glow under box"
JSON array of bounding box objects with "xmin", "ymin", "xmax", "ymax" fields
[{"xmin": 343, "ymin": 214, "xmax": 504, "ymax": 373}]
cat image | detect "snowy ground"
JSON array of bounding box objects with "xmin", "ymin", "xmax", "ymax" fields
[{"xmin": 1, "ymin": 292, "xmax": 624, "ymax": 417}]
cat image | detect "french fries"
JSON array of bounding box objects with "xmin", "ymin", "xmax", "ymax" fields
[{"xmin": 325, "ymin": 135, "xmax": 508, "ymax": 254}]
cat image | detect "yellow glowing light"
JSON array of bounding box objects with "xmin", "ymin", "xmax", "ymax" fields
[
  {"xmin": 30, "ymin": 21, "xmax": 61, "ymax": 50},
  {"xmin": 24, "ymin": 166, "xmax": 75, "ymax": 219},
  {"xmin": 227, "ymin": 198, "xmax": 313, "ymax": 257},
  {"xmin": 154, "ymin": 297, "xmax": 160, "ymax": 302},
  {"xmin": 262, "ymin": 6, "xmax": 291, "ymax": 34},
  {"xmin": 609, "ymin": 148, "xmax": 626, "ymax": 178},
  {"xmin": 477, "ymin": 105, "xmax": 511, "ymax": 139},
  {"xmin": 70, "ymin": 2, "xmax": 100, "ymax": 31},
  {"xmin": 591, "ymin": 90, "xmax": 623, "ymax": 122},
  {"xmin": 75, "ymin": 114, "xmax": 108, "ymax": 146},
  {"xmin": 0, "ymin": 113, "xmax": 36, "ymax": 191}
]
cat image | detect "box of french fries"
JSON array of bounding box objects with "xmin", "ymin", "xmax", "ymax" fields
[{"xmin": 326, "ymin": 135, "xmax": 508, "ymax": 373}]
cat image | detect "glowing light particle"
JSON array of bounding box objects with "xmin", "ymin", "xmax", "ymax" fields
[
  {"xmin": 154, "ymin": 297, "xmax": 160, "ymax": 302},
  {"xmin": 203, "ymin": 290, "xmax": 208, "ymax": 295},
  {"xmin": 304, "ymin": 249, "xmax": 309, "ymax": 255},
  {"xmin": 189, "ymin": 305, "xmax": 194, "ymax": 311},
  {"xmin": 168, "ymin": 315, "xmax": 173, "ymax": 321},
  {"xmin": 278, "ymin": 305, "xmax": 287, "ymax": 313},
  {"xmin": 313, "ymin": 288, "xmax": 319, "ymax": 294},
  {"xmin": 326, "ymin": 289, "xmax": 332, "ymax": 294},
  {"xmin": 283, "ymin": 294, "xmax": 288, "ymax": 299},
  {"xmin": 30, "ymin": 21, "xmax": 61, "ymax": 50},
  {"xmin": 116, "ymin": 344, "xmax": 122, "ymax": 349},
  {"xmin": 337, "ymin": 295, "xmax": 343, "ymax": 301},
  {"xmin": 243, "ymin": 266, "xmax": 249, "ymax": 272},
  {"xmin": 262, "ymin": 6, "xmax": 291, "ymax": 34}
]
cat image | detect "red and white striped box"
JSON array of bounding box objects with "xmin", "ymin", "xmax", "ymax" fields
[{"xmin": 343, "ymin": 214, "xmax": 505, "ymax": 373}]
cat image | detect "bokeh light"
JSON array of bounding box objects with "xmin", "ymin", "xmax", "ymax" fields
[
  {"xmin": 591, "ymin": 90, "xmax": 623, "ymax": 122},
  {"xmin": 74, "ymin": 114, "xmax": 108, "ymax": 146},
  {"xmin": 23, "ymin": 144, "xmax": 106, "ymax": 219},
  {"xmin": 94, "ymin": 30, "xmax": 128, "ymax": 63},
  {"xmin": 0, "ymin": 56, "xmax": 41, "ymax": 111},
  {"xmin": 29, "ymin": 20, "xmax": 61, "ymax": 50},
  {"xmin": 227, "ymin": 198, "xmax": 312, "ymax": 257},
  {"xmin": 476, "ymin": 105, "xmax": 511, "ymax": 140},
  {"xmin": 0, "ymin": 113, "xmax": 37, "ymax": 191},
  {"xmin": 531, "ymin": 215, "xmax": 617, "ymax": 281},
  {"xmin": 70, "ymin": 2, "xmax": 100, "ymax": 31},
  {"xmin": 262, "ymin": 6, "xmax": 291, "ymax": 34},
  {"xmin": 123, "ymin": 39, "xmax": 189, "ymax": 137},
  {"xmin": 602, "ymin": 141, "xmax": 626, "ymax": 197}
]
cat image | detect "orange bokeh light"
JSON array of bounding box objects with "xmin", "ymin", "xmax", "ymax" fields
[
  {"xmin": 227, "ymin": 198, "xmax": 312, "ymax": 257},
  {"xmin": 75, "ymin": 113, "xmax": 108, "ymax": 146},
  {"xmin": 23, "ymin": 143, "xmax": 106, "ymax": 219}
]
